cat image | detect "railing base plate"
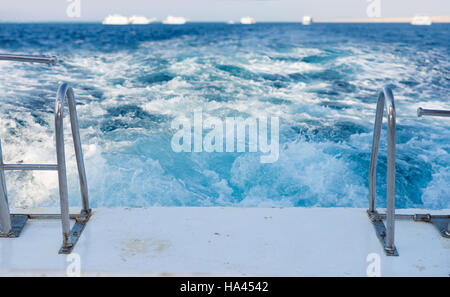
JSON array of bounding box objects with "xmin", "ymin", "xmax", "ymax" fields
[
  {"xmin": 0, "ymin": 215, "xmax": 28, "ymax": 238},
  {"xmin": 367, "ymin": 210, "xmax": 399, "ymax": 256},
  {"xmin": 430, "ymin": 217, "xmax": 450, "ymax": 238},
  {"xmin": 59, "ymin": 210, "xmax": 91, "ymax": 254},
  {"xmin": 368, "ymin": 211, "xmax": 450, "ymax": 256}
]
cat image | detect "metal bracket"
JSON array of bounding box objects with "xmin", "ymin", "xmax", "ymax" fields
[
  {"xmin": 367, "ymin": 210, "xmax": 399, "ymax": 256},
  {"xmin": 59, "ymin": 209, "xmax": 92, "ymax": 254},
  {"xmin": 0, "ymin": 215, "xmax": 28, "ymax": 238},
  {"xmin": 378, "ymin": 212, "xmax": 450, "ymax": 239},
  {"xmin": 430, "ymin": 216, "xmax": 450, "ymax": 238}
]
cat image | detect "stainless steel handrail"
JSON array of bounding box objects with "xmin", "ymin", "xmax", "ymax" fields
[
  {"xmin": 368, "ymin": 87, "xmax": 397, "ymax": 255},
  {"xmin": 0, "ymin": 54, "xmax": 57, "ymax": 65},
  {"xmin": 55, "ymin": 83, "xmax": 90, "ymax": 248}
]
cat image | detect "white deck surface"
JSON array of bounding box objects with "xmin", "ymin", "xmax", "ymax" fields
[{"xmin": 0, "ymin": 207, "xmax": 449, "ymax": 276}]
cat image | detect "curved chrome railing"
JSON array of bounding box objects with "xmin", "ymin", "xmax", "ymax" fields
[
  {"xmin": 55, "ymin": 83, "xmax": 90, "ymax": 249},
  {"xmin": 368, "ymin": 87, "xmax": 397, "ymax": 256}
]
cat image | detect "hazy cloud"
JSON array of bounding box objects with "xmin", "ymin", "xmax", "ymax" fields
[{"xmin": 0, "ymin": 0, "xmax": 448, "ymax": 22}]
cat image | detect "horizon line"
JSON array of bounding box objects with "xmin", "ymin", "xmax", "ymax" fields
[{"xmin": 1, "ymin": 15, "xmax": 450, "ymax": 24}]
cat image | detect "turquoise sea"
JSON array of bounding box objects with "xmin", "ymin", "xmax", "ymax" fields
[{"xmin": 0, "ymin": 23, "xmax": 449, "ymax": 209}]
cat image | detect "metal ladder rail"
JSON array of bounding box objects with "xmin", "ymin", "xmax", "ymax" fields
[
  {"xmin": 367, "ymin": 87, "xmax": 450, "ymax": 256},
  {"xmin": 0, "ymin": 54, "xmax": 91, "ymax": 254},
  {"xmin": 55, "ymin": 83, "xmax": 91, "ymax": 253},
  {"xmin": 367, "ymin": 87, "xmax": 398, "ymax": 256}
]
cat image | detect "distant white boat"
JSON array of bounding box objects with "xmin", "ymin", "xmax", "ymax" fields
[
  {"xmin": 240, "ymin": 17, "xmax": 256, "ymax": 25},
  {"xmin": 128, "ymin": 15, "xmax": 156, "ymax": 25},
  {"xmin": 162, "ymin": 16, "xmax": 187, "ymax": 25},
  {"xmin": 102, "ymin": 14, "xmax": 129, "ymax": 25},
  {"xmin": 302, "ymin": 16, "xmax": 313, "ymax": 25},
  {"xmin": 411, "ymin": 15, "xmax": 432, "ymax": 26},
  {"xmin": 227, "ymin": 20, "xmax": 235, "ymax": 25}
]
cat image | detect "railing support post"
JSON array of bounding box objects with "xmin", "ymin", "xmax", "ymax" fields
[
  {"xmin": 55, "ymin": 87, "xmax": 72, "ymax": 250},
  {"xmin": 369, "ymin": 94, "xmax": 384, "ymax": 213},
  {"xmin": 386, "ymin": 90, "xmax": 396, "ymax": 252},
  {"xmin": 66, "ymin": 88, "xmax": 90, "ymax": 213}
]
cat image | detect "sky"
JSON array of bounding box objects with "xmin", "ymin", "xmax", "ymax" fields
[{"xmin": 1, "ymin": 0, "xmax": 449, "ymax": 22}]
